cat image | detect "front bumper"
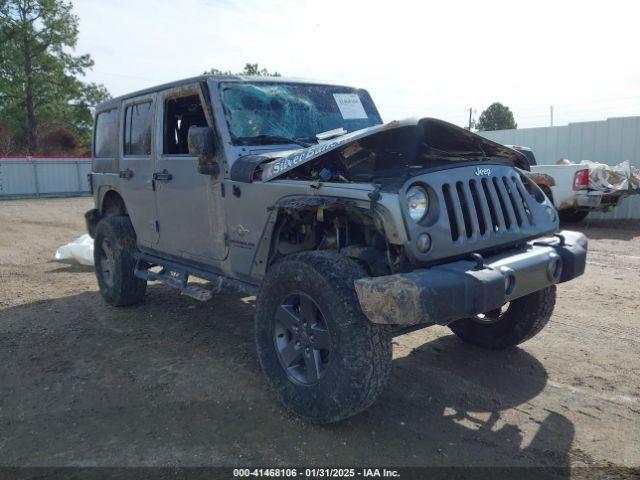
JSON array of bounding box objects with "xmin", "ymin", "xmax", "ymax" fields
[{"xmin": 354, "ymin": 230, "xmax": 588, "ymax": 326}]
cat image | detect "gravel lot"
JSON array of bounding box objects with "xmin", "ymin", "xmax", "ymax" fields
[{"xmin": 0, "ymin": 197, "xmax": 639, "ymax": 470}]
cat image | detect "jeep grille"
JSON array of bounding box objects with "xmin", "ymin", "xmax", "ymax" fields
[{"xmin": 442, "ymin": 175, "xmax": 534, "ymax": 243}]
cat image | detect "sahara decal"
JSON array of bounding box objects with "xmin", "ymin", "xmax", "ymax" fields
[{"xmin": 231, "ymin": 224, "xmax": 250, "ymax": 237}]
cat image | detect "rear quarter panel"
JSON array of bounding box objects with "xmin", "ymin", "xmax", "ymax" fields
[{"xmin": 531, "ymin": 164, "xmax": 582, "ymax": 209}]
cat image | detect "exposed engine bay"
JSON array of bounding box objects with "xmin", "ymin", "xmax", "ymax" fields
[
  {"xmin": 270, "ymin": 198, "xmax": 405, "ymax": 276},
  {"xmin": 230, "ymin": 118, "xmax": 530, "ymax": 191}
]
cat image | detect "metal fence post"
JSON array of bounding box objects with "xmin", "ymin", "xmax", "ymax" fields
[
  {"xmin": 75, "ymin": 160, "xmax": 82, "ymax": 193},
  {"xmin": 32, "ymin": 159, "xmax": 40, "ymax": 196}
]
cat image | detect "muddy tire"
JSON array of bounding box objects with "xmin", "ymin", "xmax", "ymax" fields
[
  {"xmin": 540, "ymin": 186, "xmax": 554, "ymax": 204},
  {"xmin": 559, "ymin": 208, "xmax": 589, "ymax": 224},
  {"xmin": 255, "ymin": 251, "xmax": 392, "ymax": 424},
  {"xmin": 449, "ymin": 286, "xmax": 556, "ymax": 350},
  {"xmin": 94, "ymin": 215, "xmax": 146, "ymax": 306}
]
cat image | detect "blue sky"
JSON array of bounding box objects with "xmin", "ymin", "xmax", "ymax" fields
[{"xmin": 74, "ymin": 0, "xmax": 640, "ymax": 128}]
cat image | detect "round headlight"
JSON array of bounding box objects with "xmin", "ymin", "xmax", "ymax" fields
[{"xmin": 406, "ymin": 186, "xmax": 428, "ymax": 222}]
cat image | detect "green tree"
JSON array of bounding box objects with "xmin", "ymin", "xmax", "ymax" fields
[
  {"xmin": 476, "ymin": 102, "xmax": 517, "ymax": 131},
  {"xmin": 203, "ymin": 62, "xmax": 281, "ymax": 77},
  {"xmin": 0, "ymin": 0, "xmax": 110, "ymax": 153}
]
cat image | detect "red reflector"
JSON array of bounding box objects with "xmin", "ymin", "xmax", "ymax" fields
[{"xmin": 573, "ymin": 169, "xmax": 589, "ymax": 191}]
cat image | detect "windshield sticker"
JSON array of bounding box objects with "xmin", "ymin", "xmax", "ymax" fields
[{"xmin": 333, "ymin": 93, "xmax": 368, "ymax": 120}]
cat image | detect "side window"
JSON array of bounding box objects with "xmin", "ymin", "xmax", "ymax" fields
[
  {"xmin": 94, "ymin": 109, "xmax": 118, "ymax": 157},
  {"xmin": 124, "ymin": 102, "xmax": 152, "ymax": 156},
  {"xmin": 164, "ymin": 94, "xmax": 208, "ymax": 155}
]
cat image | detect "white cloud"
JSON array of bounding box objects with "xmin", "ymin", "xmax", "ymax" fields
[{"xmin": 74, "ymin": 0, "xmax": 640, "ymax": 128}]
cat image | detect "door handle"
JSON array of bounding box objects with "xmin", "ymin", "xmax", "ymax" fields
[
  {"xmin": 119, "ymin": 168, "xmax": 133, "ymax": 179},
  {"xmin": 153, "ymin": 169, "xmax": 172, "ymax": 182}
]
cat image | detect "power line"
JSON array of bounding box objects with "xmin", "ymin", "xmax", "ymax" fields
[
  {"xmin": 515, "ymin": 104, "xmax": 640, "ymax": 121},
  {"xmin": 517, "ymin": 94, "xmax": 640, "ymax": 111},
  {"xmin": 382, "ymin": 95, "xmax": 640, "ymax": 119}
]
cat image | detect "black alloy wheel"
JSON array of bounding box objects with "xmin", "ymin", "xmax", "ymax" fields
[
  {"xmin": 97, "ymin": 237, "xmax": 116, "ymax": 289},
  {"xmin": 93, "ymin": 215, "xmax": 147, "ymax": 306},
  {"xmin": 273, "ymin": 292, "xmax": 331, "ymax": 385},
  {"xmin": 255, "ymin": 251, "xmax": 393, "ymax": 423}
]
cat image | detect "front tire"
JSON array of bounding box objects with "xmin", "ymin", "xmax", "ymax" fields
[
  {"xmin": 94, "ymin": 215, "xmax": 147, "ymax": 306},
  {"xmin": 255, "ymin": 251, "xmax": 392, "ymax": 424},
  {"xmin": 449, "ymin": 286, "xmax": 556, "ymax": 350}
]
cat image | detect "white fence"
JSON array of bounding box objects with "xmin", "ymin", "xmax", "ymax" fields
[
  {"xmin": 2, "ymin": 120, "xmax": 640, "ymax": 217},
  {"xmin": 478, "ymin": 116, "xmax": 640, "ymax": 219},
  {"xmin": 0, "ymin": 156, "xmax": 91, "ymax": 198}
]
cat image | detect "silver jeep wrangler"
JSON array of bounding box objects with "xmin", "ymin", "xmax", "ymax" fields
[{"xmin": 85, "ymin": 75, "xmax": 588, "ymax": 423}]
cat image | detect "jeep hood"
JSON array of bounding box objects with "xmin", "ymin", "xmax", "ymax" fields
[{"xmin": 231, "ymin": 118, "xmax": 529, "ymax": 188}]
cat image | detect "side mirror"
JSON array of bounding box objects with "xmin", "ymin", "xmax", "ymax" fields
[{"xmin": 188, "ymin": 126, "xmax": 220, "ymax": 176}]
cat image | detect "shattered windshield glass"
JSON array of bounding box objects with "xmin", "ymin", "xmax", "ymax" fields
[{"xmin": 219, "ymin": 82, "xmax": 382, "ymax": 145}]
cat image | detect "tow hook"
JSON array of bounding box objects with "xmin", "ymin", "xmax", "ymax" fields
[{"xmin": 468, "ymin": 253, "xmax": 485, "ymax": 270}]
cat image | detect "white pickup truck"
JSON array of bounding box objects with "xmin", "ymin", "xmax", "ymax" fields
[{"xmin": 508, "ymin": 145, "xmax": 611, "ymax": 223}]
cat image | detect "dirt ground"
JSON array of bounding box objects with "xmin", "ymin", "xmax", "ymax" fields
[{"xmin": 0, "ymin": 197, "xmax": 639, "ymax": 471}]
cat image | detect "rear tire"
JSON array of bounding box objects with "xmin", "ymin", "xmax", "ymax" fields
[
  {"xmin": 449, "ymin": 286, "xmax": 556, "ymax": 350},
  {"xmin": 94, "ymin": 215, "xmax": 146, "ymax": 306},
  {"xmin": 559, "ymin": 208, "xmax": 589, "ymax": 223},
  {"xmin": 255, "ymin": 251, "xmax": 392, "ymax": 424}
]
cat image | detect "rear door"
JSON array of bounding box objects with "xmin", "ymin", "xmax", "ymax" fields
[
  {"xmin": 119, "ymin": 94, "xmax": 159, "ymax": 246},
  {"xmin": 152, "ymin": 83, "xmax": 227, "ymax": 264}
]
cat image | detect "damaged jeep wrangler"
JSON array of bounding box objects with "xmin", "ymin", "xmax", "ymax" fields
[{"xmin": 86, "ymin": 76, "xmax": 588, "ymax": 423}]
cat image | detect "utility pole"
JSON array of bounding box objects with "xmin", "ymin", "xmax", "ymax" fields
[
  {"xmin": 550, "ymin": 105, "xmax": 554, "ymax": 127},
  {"xmin": 468, "ymin": 107, "xmax": 473, "ymax": 130}
]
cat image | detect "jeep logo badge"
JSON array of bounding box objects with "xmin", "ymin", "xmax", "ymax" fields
[{"xmin": 474, "ymin": 167, "xmax": 492, "ymax": 176}]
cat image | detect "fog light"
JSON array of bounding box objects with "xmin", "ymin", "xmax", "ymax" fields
[{"xmin": 417, "ymin": 233, "xmax": 432, "ymax": 253}]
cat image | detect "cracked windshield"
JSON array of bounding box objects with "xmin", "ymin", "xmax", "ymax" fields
[{"xmin": 220, "ymin": 82, "xmax": 383, "ymax": 145}]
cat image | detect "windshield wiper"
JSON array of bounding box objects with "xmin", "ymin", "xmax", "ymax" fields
[
  {"xmin": 316, "ymin": 127, "xmax": 347, "ymax": 141},
  {"xmin": 234, "ymin": 134, "xmax": 313, "ymax": 148}
]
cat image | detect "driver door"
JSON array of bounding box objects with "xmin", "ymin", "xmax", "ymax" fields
[{"xmin": 152, "ymin": 83, "xmax": 227, "ymax": 264}]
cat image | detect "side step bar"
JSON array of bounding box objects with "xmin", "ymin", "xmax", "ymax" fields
[
  {"xmin": 135, "ymin": 266, "xmax": 213, "ymax": 301},
  {"xmin": 134, "ymin": 252, "xmax": 258, "ymax": 301}
]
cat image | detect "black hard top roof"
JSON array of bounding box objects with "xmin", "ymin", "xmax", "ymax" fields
[{"xmin": 95, "ymin": 75, "xmax": 358, "ymax": 111}]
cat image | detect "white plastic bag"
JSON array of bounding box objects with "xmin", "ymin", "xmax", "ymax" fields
[
  {"xmin": 580, "ymin": 159, "xmax": 640, "ymax": 192},
  {"xmin": 55, "ymin": 234, "xmax": 94, "ymax": 266}
]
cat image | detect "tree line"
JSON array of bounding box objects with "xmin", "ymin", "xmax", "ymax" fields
[
  {"xmin": 0, "ymin": 0, "xmax": 109, "ymax": 155},
  {"xmin": 1, "ymin": 0, "xmax": 516, "ymax": 156},
  {"xmin": 476, "ymin": 102, "xmax": 517, "ymax": 131},
  {"xmin": 0, "ymin": 0, "xmax": 281, "ymax": 156}
]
